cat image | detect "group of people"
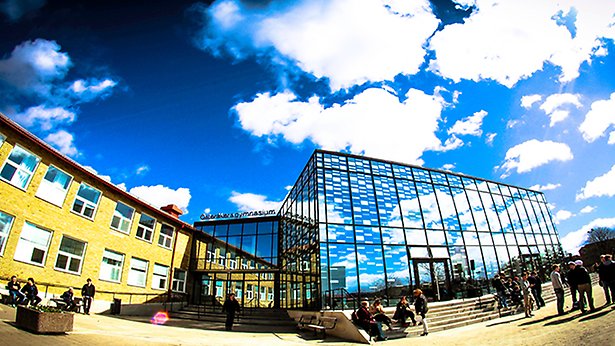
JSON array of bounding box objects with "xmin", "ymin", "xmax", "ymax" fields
[
  {"xmin": 491, "ymin": 271, "xmax": 545, "ymax": 317},
  {"xmin": 353, "ymin": 288, "xmax": 428, "ymax": 341},
  {"xmin": 6, "ymin": 276, "xmax": 96, "ymax": 314}
]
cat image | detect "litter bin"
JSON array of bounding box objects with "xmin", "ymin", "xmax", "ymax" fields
[{"xmin": 111, "ymin": 298, "xmax": 121, "ymax": 315}]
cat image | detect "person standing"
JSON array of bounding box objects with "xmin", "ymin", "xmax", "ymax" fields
[
  {"xmin": 222, "ymin": 292, "xmax": 241, "ymax": 331},
  {"xmin": 550, "ymin": 264, "xmax": 566, "ymax": 315},
  {"xmin": 7, "ymin": 276, "xmax": 25, "ymax": 306},
  {"xmin": 520, "ymin": 271, "xmax": 534, "ymax": 317},
  {"xmin": 566, "ymin": 261, "xmax": 579, "ymax": 311},
  {"xmin": 413, "ymin": 289, "xmax": 429, "ymax": 336},
  {"xmin": 492, "ymin": 274, "xmax": 508, "ymax": 308},
  {"xmin": 81, "ymin": 278, "xmax": 96, "ymax": 315},
  {"xmin": 21, "ymin": 278, "xmax": 41, "ymax": 306},
  {"xmin": 528, "ymin": 271, "xmax": 545, "ymax": 309},
  {"xmin": 597, "ymin": 254, "xmax": 615, "ymax": 305},
  {"xmin": 575, "ymin": 260, "xmax": 595, "ymax": 313}
]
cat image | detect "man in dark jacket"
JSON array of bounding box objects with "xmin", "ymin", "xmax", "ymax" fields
[
  {"xmin": 567, "ymin": 261, "xmax": 579, "ymax": 310},
  {"xmin": 597, "ymin": 254, "xmax": 615, "ymax": 305},
  {"xmin": 492, "ymin": 274, "xmax": 508, "ymax": 308},
  {"xmin": 222, "ymin": 292, "xmax": 241, "ymax": 331},
  {"xmin": 81, "ymin": 278, "xmax": 96, "ymax": 314},
  {"xmin": 21, "ymin": 278, "xmax": 41, "ymax": 306},
  {"xmin": 60, "ymin": 287, "xmax": 76, "ymax": 311},
  {"xmin": 7, "ymin": 276, "xmax": 25, "ymax": 306},
  {"xmin": 528, "ymin": 271, "xmax": 545, "ymax": 308},
  {"xmin": 356, "ymin": 301, "xmax": 386, "ymax": 341},
  {"xmin": 413, "ymin": 289, "xmax": 429, "ymax": 336},
  {"xmin": 574, "ymin": 260, "xmax": 595, "ymax": 313}
]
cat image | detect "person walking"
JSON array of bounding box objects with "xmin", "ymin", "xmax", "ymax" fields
[
  {"xmin": 575, "ymin": 260, "xmax": 595, "ymax": 313},
  {"xmin": 597, "ymin": 254, "xmax": 615, "ymax": 305},
  {"xmin": 81, "ymin": 278, "xmax": 96, "ymax": 314},
  {"xmin": 222, "ymin": 292, "xmax": 241, "ymax": 331},
  {"xmin": 528, "ymin": 271, "xmax": 545, "ymax": 309},
  {"xmin": 492, "ymin": 274, "xmax": 508, "ymax": 308},
  {"xmin": 413, "ymin": 289, "xmax": 429, "ymax": 336},
  {"xmin": 566, "ymin": 261, "xmax": 579, "ymax": 311},
  {"xmin": 7, "ymin": 276, "xmax": 25, "ymax": 306},
  {"xmin": 550, "ymin": 264, "xmax": 566, "ymax": 315},
  {"xmin": 21, "ymin": 278, "xmax": 41, "ymax": 306}
]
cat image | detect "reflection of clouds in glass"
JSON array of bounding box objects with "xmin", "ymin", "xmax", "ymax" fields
[
  {"xmin": 467, "ymin": 190, "xmax": 488, "ymax": 230},
  {"xmin": 382, "ymin": 227, "xmax": 405, "ymax": 243},
  {"xmin": 451, "ymin": 188, "xmax": 474, "ymax": 230},
  {"xmin": 417, "ymin": 184, "xmax": 442, "ymax": 229},
  {"xmin": 359, "ymin": 273, "xmax": 385, "ymax": 291},
  {"xmin": 331, "ymin": 251, "xmax": 366, "ymax": 269}
]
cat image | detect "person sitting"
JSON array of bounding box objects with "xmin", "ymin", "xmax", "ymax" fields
[
  {"xmin": 370, "ymin": 298, "xmax": 394, "ymax": 330},
  {"xmin": 21, "ymin": 278, "xmax": 41, "ymax": 306},
  {"xmin": 7, "ymin": 276, "xmax": 25, "ymax": 306},
  {"xmin": 60, "ymin": 287, "xmax": 76, "ymax": 311},
  {"xmin": 356, "ymin": 300, "xmax": 387, "ymax": 341},
  {"xmin": 393, "ymin": 296, "xmax": 416, "ymax": 327}
]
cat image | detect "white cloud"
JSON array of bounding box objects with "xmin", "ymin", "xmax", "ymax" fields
[
  {"xmin": 500, "ymin": 139, "xmax": 573, "ymax": 176},
  {"xmin": 12, "ymin": 105, "xmax": 75, "ymax": 131},
  {"xmin": 448, "ymin": 110, "xmax": 487, "ymax": 136},
  {"xmin": 136, "ymin": 165, "xmax": 150, "ymax": 176},
  {"xmin": 539, "ymin": 93, "xmax": 582, "ymax": 126},
  {"xmin": 609, "ymin": 131, "xmax": 615, "ymax": 145},
  {"xmin": 580, "ymin": 206, "xmax": 595, "ymax": 214},
  {"xmin": 521, "ymin": 94, "xmax": 542, "ymax": 109},
  {"xmin": 560, "ymin": 217, "xmax": 615, "ymax": 255},
  {"xmin": 69, "ymin": 78, "xmax": 117, "ymax": 101},
  {"xmin": 82, "ymin": 165, "xmax": 111, "ymax": 182},
  {"xmin": 44, "ymin": 130, "xmax": 78, "ymax": 157},
  {"xmin": 555, "ymin": 210, "xmax": 573, "ymax": 224},
  {"xmin": 485, "ymin": 132, "xmax": 497, "ymax": 145},
  {"xmin": 195, "ymin": 0, "xmax": 439, "ymax": 90},
  {"xmin": 529, "ymin": 183, "xmax": 561, "ymax": 191},
  {"xmin": 441, "ymin": 163, "xmax": 455, "ymax": 171},
  {"xmin": 576, "ymin": 164, "xmax": 615, "ymax": 200},
  {"xmin": 229, "ymin": 191, "xmax": 281, "ymax": 212},
  {"xmin": 429, "ymin": 0, "xmax": 615, "ymax": 87},
  {"xmin": 0, "ymin": 39, "xmax": 71, "ymax": 96},
  {"xmin": 234, "ymin": 87, "xmax": 455, "ymax": 165},
  {"xmin": 203, "ymin": 208, "xmax": 211, "ymax": 214},
  {"xmin": 506, "ymin": 119, "xmax": 522, "ymax": 128},
  {"xmin": 116, "ymin": 183, "xmax": 127, "ymax": 191},
  {"xmin": 0, "ymin": 0, "xmax": 46, "ymax": 21},
  {"xmin": 129, "ymin": 185, "xmax": 192, "ymax": 213},
  {"xmin": 579, "ymin": 92, "xmax": 615, "ymax": 143}
]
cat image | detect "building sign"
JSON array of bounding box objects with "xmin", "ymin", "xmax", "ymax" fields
[{"xmin": 200, "ymin": 209, "xmax": 278, "ymax": 220}]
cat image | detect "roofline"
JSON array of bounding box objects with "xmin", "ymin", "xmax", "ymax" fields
[{"xmin": 0, "ymin": 113, "xmax": 196, "ymax": 232}]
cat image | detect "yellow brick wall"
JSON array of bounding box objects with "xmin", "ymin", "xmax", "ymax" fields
[{"xmin": 0, "ymin": 127, "xmax": 192, "ymax": 303}]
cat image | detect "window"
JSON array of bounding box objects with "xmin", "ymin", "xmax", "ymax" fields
[
  {"xmin": 99, "ymin": 249, "xmax": 124, "ymax": 283},
  {"xmin": 218, "ymin": 256, "xmax": 225, "ymax": 267},
  {"xmin": 136, "ymin": 214, "xmax": 156, "ymax": 242},
  {"xmin": 206, "ymin": 250, "xmax": 215, "ymax": 263},
  {"xmin": 14, "ymin": 222, "xmax": 52, "ymax": 266},
  {"xmin": 152, "ymin": 263, "xmax": 169, "ymax": 290},
  {"xmin": 228, "ymin": 259, "xmax": 237, "ymax": 269},
  {"xmin": 246, "ymin": 284, "xmax": 254, "ymax": 299},
  {"xmin": 0, "ymin": 133, "xmax": 5, "ymax": 145},
  {"xmin": 172, "ymin": 269, "xmax": 186, "ymax": 292},
  {"xmin": 0, "ymin": 211, "xmax": 15, "ymax": 256},
  {"xmin": 54, "ymin": 236, "xmax": 86, "ymax": 274},
  {"xmin": 127, "ymin": 257, "xmax": 148, "ymax": 287},
  {"xmin": 35, "ymin": 165, "xmax": 72, "ymax": 207},
  {"xmin": 0, "ymin": 145, "xmax": 40, "ymax": 189},
  {"xmin": 110, "ymin": 202, "xmax": 134, "ymax": 234},
  {"xmin": 260, "ymin": 286, "xmax": 267, "ymax": 300},
  {"xmin": 267, "ymin": 287, "xmax": 274, "ymax": 301},
  {"xmin": 158, "ymin": 224, "xmax": 174, "ymax": 249},
  {"xmin": 72, "ymin": 183, "xmax": 101, "ymax": 219}
]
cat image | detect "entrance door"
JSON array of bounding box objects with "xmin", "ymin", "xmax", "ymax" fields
[{"xmin": 413, "ymin": 260, "xmax": 452, "ymax": 301}]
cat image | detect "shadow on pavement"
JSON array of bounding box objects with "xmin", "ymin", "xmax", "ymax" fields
[
  {"xmin": 578, "ymin": 308, "xmax": 614, "ymax": 322},
  {"xmin": 518, "ymin": 314, "xmax": 557, "ymax": 326},
  {"xmin": 486, "ymin": 316, "xmax": 526, "ymax": 327},
  {"xmin": 544, "ymin": 312, "xmax": 584, "ymax": 326}
]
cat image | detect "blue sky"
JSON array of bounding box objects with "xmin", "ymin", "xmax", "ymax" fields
[{"xmin": 1, "ymin": 0, "xmax": 615, "ymax": 255}]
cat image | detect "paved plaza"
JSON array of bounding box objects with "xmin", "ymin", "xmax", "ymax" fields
[{"xmin": 1, "ymin": 283, "xmax": 614, "ymax": 346}]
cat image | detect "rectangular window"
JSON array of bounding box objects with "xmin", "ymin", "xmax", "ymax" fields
[
  {"xmin": 0, "ymin": 133, "xmax": 6, "ymax": 145},
  {"xmin": 260, "ymin": 286, "xmax": 267, "ymax": 300},
  {"xmin": 35, "ymin": 165, "xmax": 72, "ymax": 207},
  {"xmin": 158, "ymin": 224, "xmax": 174, "ymax": 249},
  {"xmin": 0, "ymin": 145, "xmax": 40, "ymax": 190},
  {"xmin": 152, "ymin": 263, "xmax": 169, "ymax": 290},
  {"xmin": 72, "ymin": 183, "xmax": 102, "ymax": 219},
  {"xmin": 127, "ymin": 257, "xmax": 148, "ymax": 287},
  {"xmin": 135, "ymin": 213, "xmax": 156, "ymax": 242},
  {"xmin": 228, "ymin": 259, "xmax": 237, "ymax": 269},
  {"xmin": 206, "ymin": 250, "xmax": 215, "ymax": 263},
  {"xmin": 14, "ymin": 222, "xmax": 52, "ymax": 266},
  {"xmin": 110, "ymin": 202, "xmax": 134, "ymax": 234},
  {"xmin": 0, "ymin": 211, "xmax": 15, "ymax": 256},
  {"xmin": 171, "ymin": 269, "xmax": 186, "ymax": 292},
  {"xmin": 267, "ymin": 287, "xmax": 274, "ymax": 301},
  {"xmin": 54, "ymin": 236, "xmax": 86, "ymax": 274},
  {"xmin": 99, "ymin": 249, "xmax": 124, "ymax": 283}
]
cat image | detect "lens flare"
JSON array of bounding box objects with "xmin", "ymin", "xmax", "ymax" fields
[{"xmin": 150, "ymin": 311, "xmax": 170, "ymax": 325}]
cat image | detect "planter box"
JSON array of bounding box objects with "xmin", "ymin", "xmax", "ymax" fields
[{"xmin": 15, "ymin": 306, "xmax": 74, "ymax": 333}]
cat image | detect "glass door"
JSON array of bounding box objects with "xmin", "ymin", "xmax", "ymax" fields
[{"xmin": 413, "ymin": 260, "xmax": 452, "ymax": 301}]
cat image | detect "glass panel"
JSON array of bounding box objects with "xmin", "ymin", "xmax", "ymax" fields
[
  {"xmin": 355, "ymin": 226, "xmax": 380, "ymax": 244},
  {"xmin": 416, "ymin": 182, "xmax": 443, "ymax": 229},
  {"xmin": 451, "ymin": 188, "xmax": 474, "ymax": 230},
  {"xmin": 466, "ymin": 190, "xmax": 488, "ymax": 231},
  {"xmin": 256, "ymin": 233, "xmax": 273, "ymax": 258},
  {"xmin": 383, "ymin": 245, "xmax": 410, "ymax": 292},
  {"xmin": 228, "ymin": 223, "xmax": 242, "ymax": 236},
  {"xmin": 431, "ymin": 247, "xmax": 449, "ymax": 258},
  {"xmin": 356, "ymin": 245, "xmax": 385, "ymax": 297},
  {"xmin": 0, "ymin": 211, "xmax": 15, "ymax": 255},
  {"xmin": 410, "ymin": 247, "xmax": 429, "ymax": 258},
  {"xmin": 243, "ymin": 222, "xmax": 257, "ymax": 235},
  {"xmin": 350, "ymin": 173, "xmax": 379, "ymax": 226},
  {"xmin": 373, "ymin": 176, "xmax": 403, "ymax": 227},
  {"xmin": 405, "ymin": 228, "xmax": 427, "ymax": 245},
  {"xmin": 396, "ymin": 179, "xmax": 423, "ymax": 228},
  {"xmin": 435, "ymin": 185, "xmax": 460, "ymax": 230},
  {"xmin": 324, "ymin": 169, "xmax": 353, "ymax": 224},
  {"xmin": 381, "ymin": 227, "xmax": 405, "ymax": 244},
  {"xmin": 426, "ymin": 230, "xmax": 447, "ymax": 246},
  {"xmin": 327, "ymin": 243, "xmax": 358, "ymax": 293},
  {"xmin": 327, "ymin": 224, "xmax": 354, "ymax": 243},
  {"xmin": 77, "ymin": 184, "xmax": 101, "ymax": 204}
]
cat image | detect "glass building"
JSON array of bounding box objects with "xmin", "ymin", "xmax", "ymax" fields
[{"xmin": 192, "ymin": 150, "xmax": 563, "ymax": 310}]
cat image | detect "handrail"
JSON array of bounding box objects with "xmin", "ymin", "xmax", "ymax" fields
[{"xmin": 323, "ymin": 287, "xmax": 359, "ymax": 311}]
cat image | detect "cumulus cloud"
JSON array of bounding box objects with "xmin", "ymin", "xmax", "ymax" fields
[
  {"xmin": 580, "ymin": 205, "xmax": 595, "ymax": 214},
  {"xmin": 82, "ymin": 165, "xmax": 112, "ymax": 182},
  {"xmin": 579, "ymin": 92, "xmax": 615, "ymax": 143},
  {"xmin": 610, "ymin": 131, "xmax": 615, "ymax": 145},
  {"xmin": 429, "ymin": 0, "xmax": 615, "ymax": 87},
  {"xmin": 539, "ymin": 93, "xmax": 582, "ymax": 126},
  {"xmin": 68, "ymin": 78, "xmax": 117, "ymax": 101},
  {"xmin": 441, "ymin": 163, "xmax": 455, "ymax": 171},
  {"xmin": 229, "ymin": 191, "xmax": 282, "ymax": 212},
  {"xmin": 135, "ymin": 165, "xmax": 150, "ymax": 176},
  {"xmin": 44, "ymin": 130, "xmax": 77, "ymax": 157},
  {"xmin": 0, "ymin": 0, "xmax": 45, "ymax": 21},
  {"xmin": 193, "ymin": 0, "xmax": 439, "ymax": 90},
  {"xmin": 500, "ymin": 139, "xmax": 573, "ymax": 176},
  {"xmin": 576, "ymin": 164, "xmax": 615, "ymax": 200},
  {"xmin": 234, "ymin": 87, "xmax": 455, "ymax": 164},
  {"xmin": 521, "ymin": 94, "xmax": 542, "ymax": 109},
  {"xmin": 529, "ymin": 183, "xmax": 561, "ymax": 191},
  {"xmin": 0, "ymin": 39, "xmax": 71, "ymax": 96},
  {"xmin": 12, "ymin": 105, "xmax": 75, "ymax": 131},
  {"xmin": 560, "ymin": 217, "xmax": 615, "ymax": 255},
  {"xmin": 485, "ymin": 132, "xmax": 497, "ymax": 145},
  {"xmin": 129, "ymin": 185, "xmax": 192, "ymax": 213},
  {"xmin": 448, "ymin": 110, "xmax": 487, "ymax": 136},
  {"xmin": 555, "ymin": 210, "xmax": 573, "ymax": 224}
]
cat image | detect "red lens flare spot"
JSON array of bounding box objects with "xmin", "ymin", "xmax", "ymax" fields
[{"xmin": 150, "ymin": 311, "xmax": 170, "ymax": 325}]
